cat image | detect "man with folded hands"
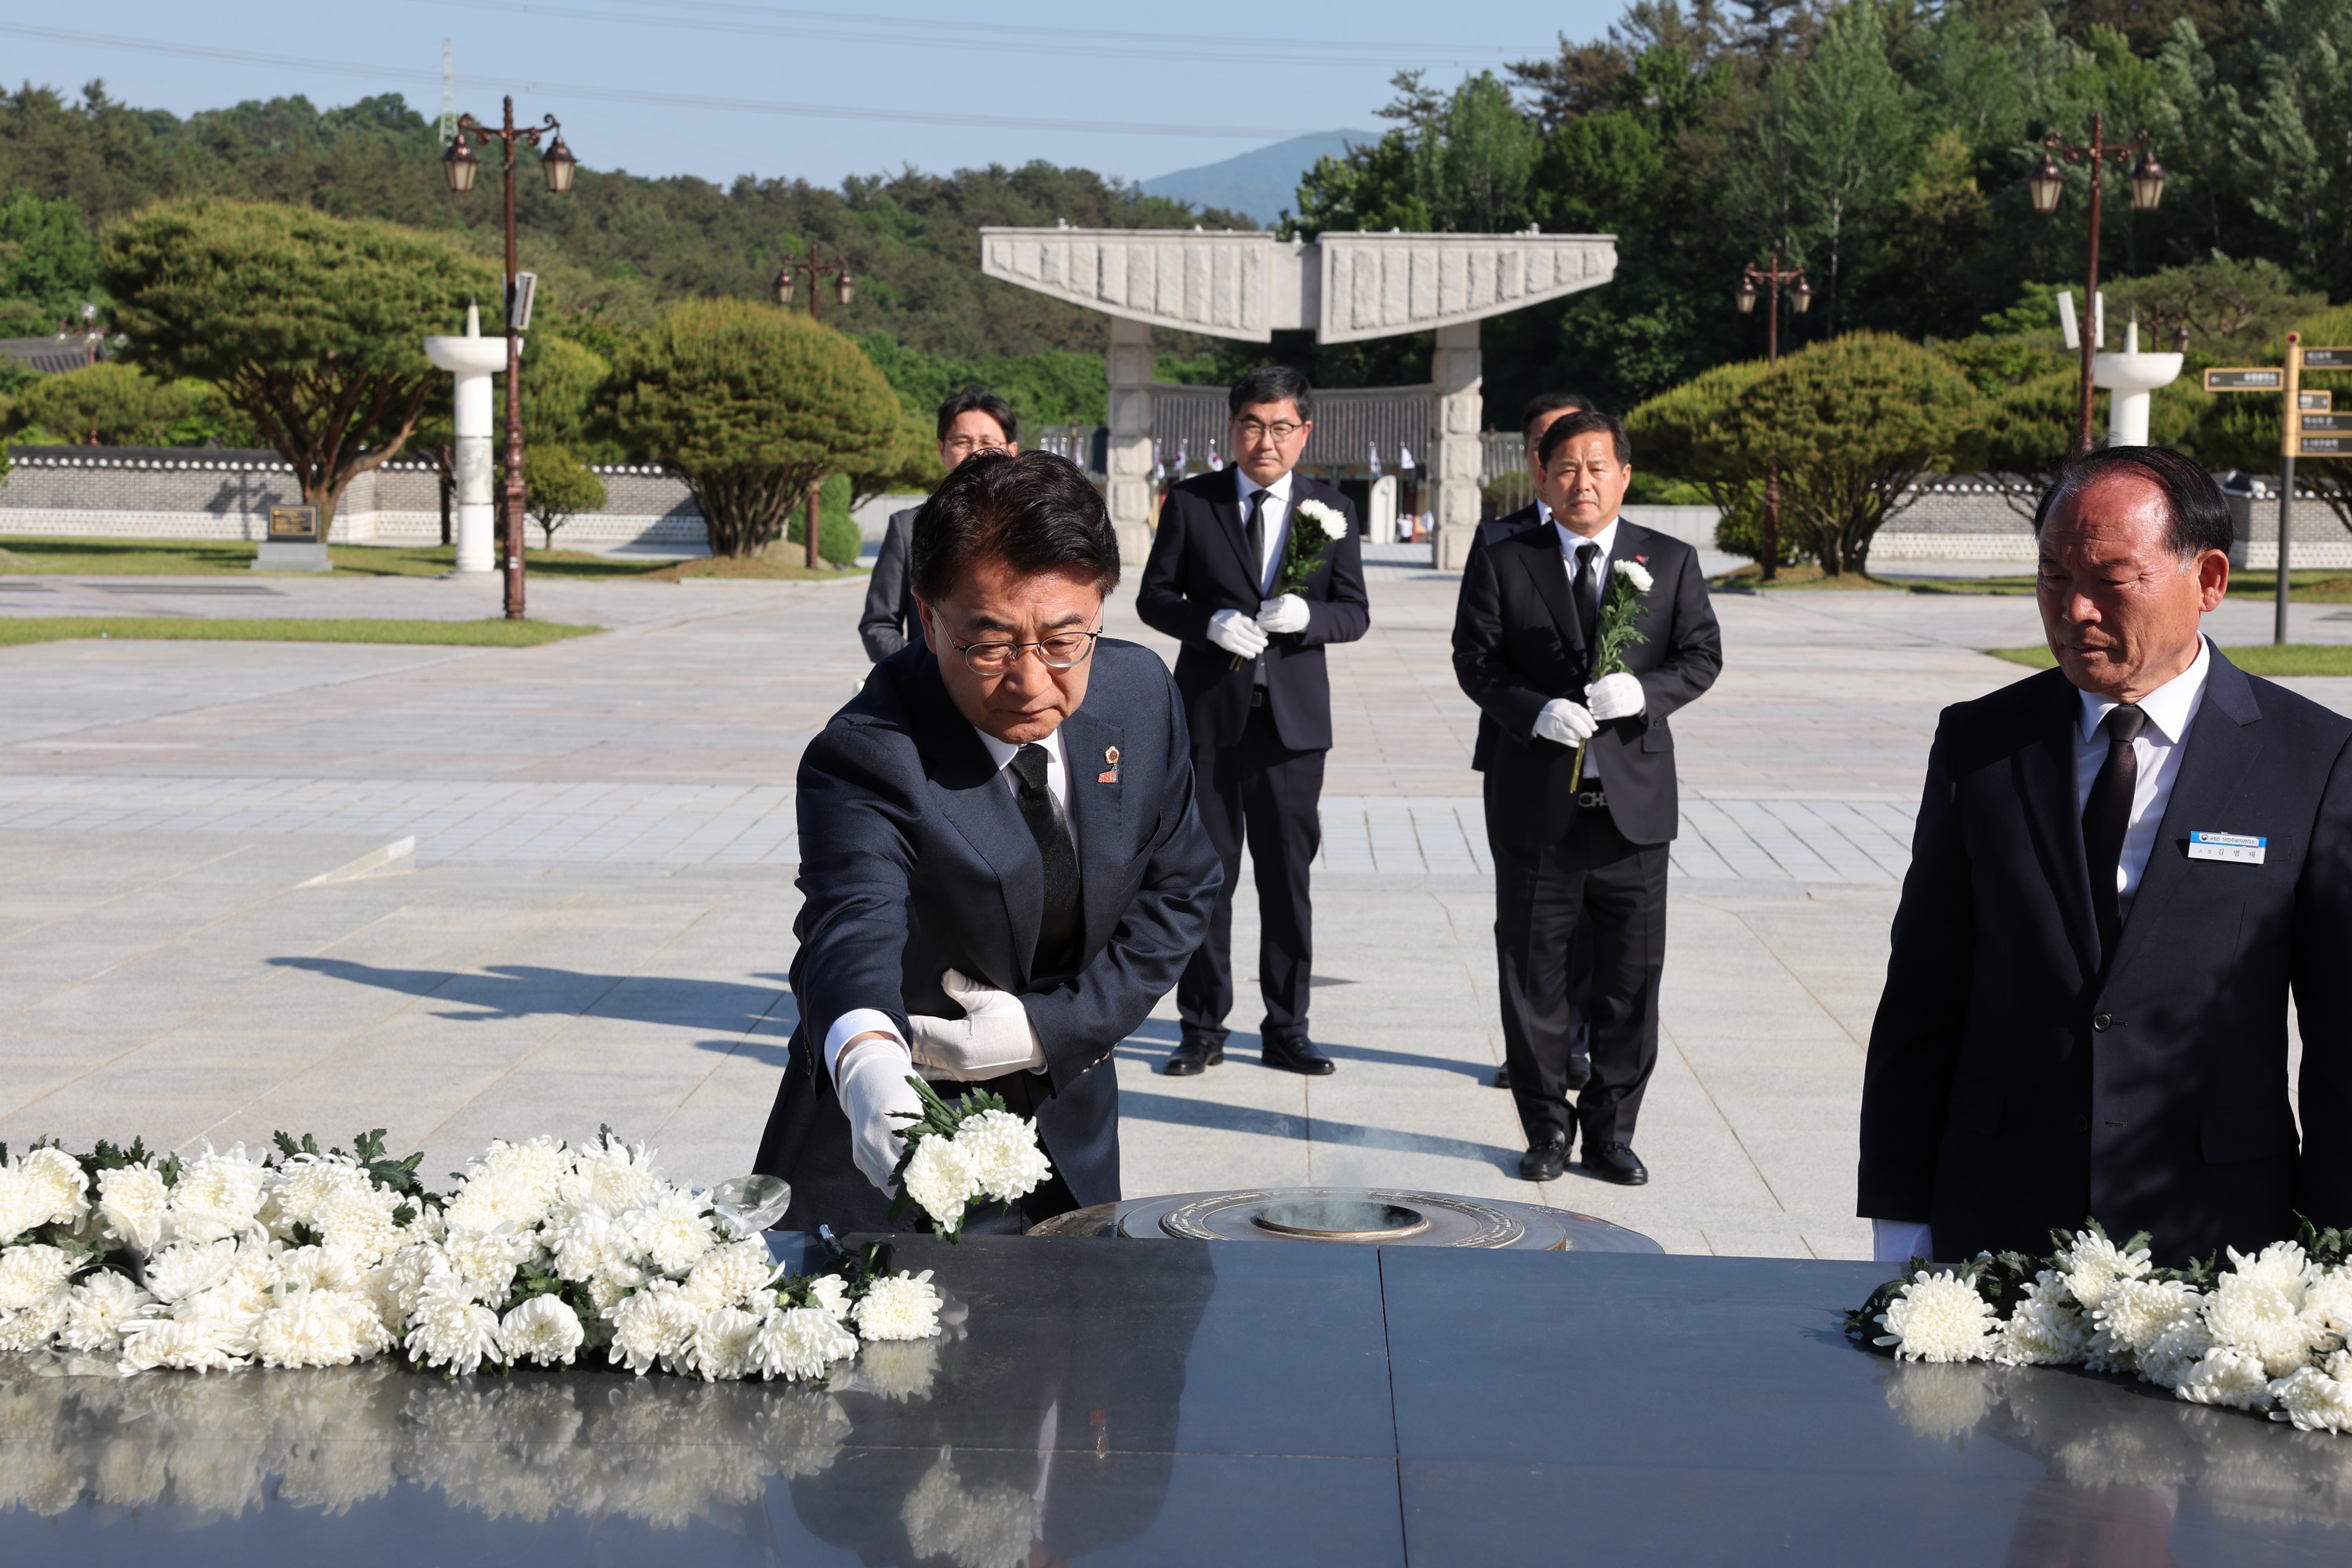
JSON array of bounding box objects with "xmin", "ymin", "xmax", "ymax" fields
[{"xmin": 755, "ymin": 448, "xmax": 1221, "ymax": 1233}]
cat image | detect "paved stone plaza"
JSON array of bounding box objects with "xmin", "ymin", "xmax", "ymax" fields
[{"xmin": 3, "ymin": 564, "xmax": 2348, "ymax": 1258}]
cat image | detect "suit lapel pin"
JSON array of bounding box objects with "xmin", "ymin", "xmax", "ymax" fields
[{"xmin": 1098, "ymin": 745, "xmax": 1120, "ymax": 785}]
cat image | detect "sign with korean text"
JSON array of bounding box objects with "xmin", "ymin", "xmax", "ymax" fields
[{"xmin": 2206, "ymin": 368, "xmax": 2284, "ymax": 391}]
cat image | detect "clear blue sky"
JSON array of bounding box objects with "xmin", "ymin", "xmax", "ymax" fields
[{"xmin": 0, "ymin": 2, "xmax": 1621, "ymax": 188}]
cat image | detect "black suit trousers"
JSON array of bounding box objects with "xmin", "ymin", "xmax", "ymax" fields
[
  {"xmin": 1178, "ymin": 704, "xmax": 1324, "ymax": 1047},
  {"xmin": 1492, "ymin": 803, "xmax": 1667, "ymax": 1146}
]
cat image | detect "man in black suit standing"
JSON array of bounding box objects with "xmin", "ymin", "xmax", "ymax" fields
[
  {"xmin": 1469, "ymin": 390, "xmax": 1593, "ymax": 1094},
  {"xmin": 757, "ymin": 449, "xmax": 1221, "ymax": 1232},
  {"xmin": 858, "ymin": 387, "xmax": 1018, "ymax": 661},
  {"xmin": 1860, "ymin": 447, "xmax": 2352, "ymax": 1266},
  {"xmin": 1454, "ymin": 409, "xmax": 1723, "ymax": 1185},
  {"xmin": 1137, "ymin": 365, "xmax": 1370, "ymax": 1077}
]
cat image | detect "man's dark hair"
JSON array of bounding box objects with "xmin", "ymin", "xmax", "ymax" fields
[
  {"xmin": 935, "ymin": 385, "xmax": 1018, "ymax": 445},
  {"xmin": 2031, "ymin": 445, "xmax": 2233, "ymax": 557},
  {"xmin": 1228, "ymin": 365, "xmax": 1314, "ymax": 423},
  {"xmin": 1537, "ymin": 408, "xmax": 1632, "ymax": 468},
  {"xmin": 1522, "ymin": 391, "xmax": 1596, "ymax": 440},
  {"xmin": 911, "ymin": 448, "xmax": 1118, "ymax": 602}
]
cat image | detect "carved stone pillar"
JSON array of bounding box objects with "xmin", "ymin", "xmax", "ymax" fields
[
  {"xmin": 1430, "ymin": 321, "xmax": 1483, "ymax": 572},
  {"xmin": 1105, "ymin": 317, "xmax": 1156, "ymax": 566}
]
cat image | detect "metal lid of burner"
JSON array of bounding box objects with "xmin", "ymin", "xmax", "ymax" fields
[{"xmin": 1029, "ymin": 1188, "xmax": 1661, "ymax": 1252}]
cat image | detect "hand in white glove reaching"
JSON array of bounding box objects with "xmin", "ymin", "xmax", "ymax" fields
[
  {"xmin": 1533, "ymin": 699, "xmax": 1597, "ymax": 747},
  {"xmin": 835, "ymin": 1034, "xmax": 926, "ymax": 1193},
  {"xmin": 1587, "ymin": 671, "xmax": 1646, "ymax": 721},
  {"xmin": 1207, "ymin": 608, "xmax": 1269, "ymax": 659},
  {"xmin": 909, "ymin": 967, "xmax": 1046, "ymax": 1080},
  {"xmin": 1254, "ymin": 593, "xmax": 1309, "ymax": 635}
]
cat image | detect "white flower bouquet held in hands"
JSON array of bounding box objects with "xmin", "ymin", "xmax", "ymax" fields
[
  {"xmin": 1569, "ymin": 558, "xmax": 1653, "ymax": 791},
  {"xmin": 886, "ymin": 1077, "xmax": 1054, "ymax": 1242},
  {"xmin": 0, "ymin": 1127, "xmax": 957, "ymax": 1382},
  {"xmin": 1228, "ymin": 496, "xmax": 1348, "ymax": 670},
  {"xmin": 1850, "ymin": 1218, "xmax": 2352, "ymax": 1435}
]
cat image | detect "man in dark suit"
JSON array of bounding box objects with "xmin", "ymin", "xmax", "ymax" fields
[
  {"xmin": 1136, "ymin": 365, "xmax": 1371, "ymax": 1077},
  {"xmin": 1468, "ymin": 390, "xmax": 1593, "ymax": 1094},
  {"xmin": 858, "ymin": 386, "xmax": 1018, "ymax": 661},
  {"xmin": 757, "ymin": 448, "xmax": 1221, "ymax": 1233},
  {"xmin": 1860, "ymin": 446, "xmax": 2352, "ymax": 1266},
  {"xmin": 1454, "ymin": 409, "xmax": 1723, "ymax": 1185}
]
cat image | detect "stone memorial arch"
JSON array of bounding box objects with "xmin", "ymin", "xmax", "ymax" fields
[{"xmin": 980, "ymin": 227, "xmax": 1617, "ymax": 568}]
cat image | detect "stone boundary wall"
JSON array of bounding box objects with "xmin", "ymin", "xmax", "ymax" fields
[{"xmin": 0, "ymin": 448, "xmax": 705, "ymax": 554}]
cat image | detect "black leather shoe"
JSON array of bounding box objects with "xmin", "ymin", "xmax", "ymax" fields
[
  {"xmin": 1581, "ymin": 1142, "xmax": 1648, "ymax": 1185},
  {"xmin": 1261, "ymin": 1037, "xmax": 1336, "ymax": 1076},
  {"xmin": 1564, "ymin": 1053, "xmax": 1592, "ymax": 1091},
  {"xmin": 1518, "ymin": 1133, "xmax": 1570, "ymax": 1181},
  {"xmin": 1491, "ymin": 1064, "xmax": 1512, "ymax": 1090},
  {"xmin": 1163, "ymin": 1040, "xmax": 1223, "ymax": 1076}
]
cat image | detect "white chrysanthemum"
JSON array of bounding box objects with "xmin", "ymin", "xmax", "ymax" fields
[
  {"xmin": 1875, "ymin": 1270, "xmax": 1996, "ymax": 1363},
  {"xmin": 116, "ymin": 1312, "xmax": 242, "ymax": 1374},
  {"xmin": 544, "ymin": 1203, "xmax": 629, "ymax": 1283},
  {"xmin": 686, "ymin": 1305, "xmax": 764, "ymax": 1381},
  {"xmin": 0, "ymin": 1290, "xmax": 68, "ymax": 1352},
  {"xmin": 2302, "ymin": 1269, "xmax": 2352, "ymax": 1341},
  {"xmin": 169, "ymin": 1143, "xmax": 271, "ymax": 1243},
  {"xmin": 852, "ymin": 1270, "xmax": 942, "ymax": 1342},
  {"xmin": 498, "ymin": 1294, "xmax": 586, "ymax": 1367},
  {"xmin": 683, "ymin": 1238, "xmax": 781, "ymax": 1311},
  {"xmin": 2140, "ymin": 1309, "xmax": 2216, "ymax": 1391},
  {"xmin": 314, "ymin": 1187, "xmax": 404, "ymax": 1264},
  {"xmin": 254, "ymin": 1288, "xmax": 390, "ymax": 1368},
  {"xmin": 950, "ymin": 1111, "xmax": 1051, "ymax": 1204},
  {"xmin": 273, "ymin": 1243, "xmax": 367, "ymax": 1294},
  {"xmin": 0, "ymin": 1244, "xmax": 78, "ymax": 1311},
  {"xmin": 564, "ymin": 1134, "xmax": 665, "ymax": 1213},
  {"xmin": 2094, "ymin": 1276, "xmax": 2205, "ymax": 1359},
  {"xmin": 607, "ymin": 1280, "xmax": 701, "ymax": 1375},
  {"xmin": 901, "ymin": 1138, "xmax": 980, "ymax": 1231},
  {"xmin": 140, "ymin": 1237, "xmax": 241, "ymax": 1304},
  {"xmin": 2207, "ymin": 1265, "xmax": 2329, "ymax": 1377},
  {"xmin": 437, "ymin": 1225, "xmax": 525, "ymax": 1302},
  {"xmin": 405, "ymin": 1269, "xmax": 504, "ymax": 1376},
  {"xmin": 1993, "ymin": 1272, "xmax": 2089, "ymax": 1367},
  {"xmin": 2176, "ymin": 1345, "xmax": 2276, "ymax": 1410},
  {"xmin": 441, "ymin": 1167, "xmax": 552, "ymax": 1233},
  {"xmin": 266, "ymin": 1157, "xmax": 377, "ymax": 1237},
  {"xmin": 751, "ymin": 1304, "xmax": 859, "ymax": 1381},
  {"xmin": 58, "ymin": 1271, "xmax": 153, "ymax": 1354},
  {"xmin": 2269, "ymin": 1349, "xmax": 2352, "ymax": 1434},
  {"xmin": 622, "ymin": 1190, "xmax": 716, "ymax": 1276},
  {"xmin": 0, "ymin": 1146, "xmax": 89, "ymax": 1242},
  {"xmin": 857, "ymin": 1336, "xmax": 942, "ymax": 1402},
  {"xmin": 1298, "ymin": 499, "xmax": 1348, "ymax": 542},
  {"xmin": 586, "ymin": 1265, "xmax": 645, "ymax": 1312},
  {"xmin": 94, "ymin": 1163, "xmax": 170, "ymax": 1253},
  {"xmin": 1613, "ymin": 559, "xmax": 1655, "ymax": 593},
  {"xmin": 2230, "ymin": 1240, "xmax": 2319, "ymax": 1298},
  {"xmin": 2056, "ymin": 1230, "xmax": 2151, "ymax": 1313},
  {"xmin": 806, "ymin": 1274, "xmax": 851, "ymax": 1319}
]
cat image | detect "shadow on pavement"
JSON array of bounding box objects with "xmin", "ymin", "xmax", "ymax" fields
[{"xmin": 268, "ymin": 956, "xmax": 793, "ymax": 1035}]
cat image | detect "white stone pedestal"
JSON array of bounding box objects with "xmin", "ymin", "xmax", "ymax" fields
[
  {"xmin": 2093, "ymin": 320, "xmax": 2183, "ymax": 448},
  {"xmin": 1430, "ymin": 323, "xmax": 1484, "ymax": 572},
  {"xmin": 423, "ymin": 305, "xmax": 513, "ymax": 574},
  {"xmin": 1105, "ymin": 318, "xmax": 1156, "ymax": 566}
]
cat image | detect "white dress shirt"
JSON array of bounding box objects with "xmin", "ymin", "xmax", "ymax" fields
[
  {"xmin": 1555, "ymin": 515, "xmax": 1621, "ymax": 780},
  {"xmin": 823, "ymin": 723, "xmax": 1071, "ymax": 1080},
  {"xmin": 1236, "ymin": 466, "xmax": 1295, "ymax": 596},
  {"xmin": 2074, "ymin": 636, "xmax": 2209, "ymax": 913}
]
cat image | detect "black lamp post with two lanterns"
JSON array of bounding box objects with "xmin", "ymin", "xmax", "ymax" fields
[
  {"xmin": 1734, "ymin": 253, "xmax": 1811, "ymax": 582},
  {"xmin": 2025, "ymin": 117, "xmax": 2167, "ymax": 457}
]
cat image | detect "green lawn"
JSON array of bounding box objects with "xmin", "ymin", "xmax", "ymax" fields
[
  {"xmin": 1717, "ymin": 567, "xmax": 2352, "ymax": 602},
  {"xmin": 0, "ymin": 537, "xmax": 859, "ymax": 581},
  {"xmin": 0, "ymin": 617, "xmax": 601, "ymax": 648},
  {"xmin": 1989, "ymin": 643, "xmax": 2352, "ymax": 677}
]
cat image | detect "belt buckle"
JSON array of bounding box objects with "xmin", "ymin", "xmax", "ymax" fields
[
  {"xmin": 1250, "ymin": 688, "xmax": 1267, "ymax": 708},
  {"xmin": 1577, "ymin": 787, "xmax": 1606, "ymax": 809}
]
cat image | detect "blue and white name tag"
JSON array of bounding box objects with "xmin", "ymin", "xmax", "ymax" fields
[{"xmin": 2187, "ymin": 831, "xmax": 2267, "ymax": 865}]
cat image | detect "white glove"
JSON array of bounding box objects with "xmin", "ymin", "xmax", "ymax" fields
[
  {"xmin": 1533, "ymin": 699, "xmax": 1596, "ymax": 746},
  {"xmin": 1588, "ymin": 671, "xmax": 1646, "ymax": 721},
  {"xmin": 1208, "ymin": 608, "xmax": 1269, "ymax": 659},
  {"xmin": 908, "ymin": 967, "xmax": 1046, "ymax": 1080},
  {"xmin": 836, "ymin": 1035, "xmax": 926, "ymax": 1193},
  {"xmin": 1872, "ymin": 1219, "xmax": 1934, "ymax": 1264},
  {"xmin": 1254, "ymin": 593, "xmax": 1309, "ymax": 635}
]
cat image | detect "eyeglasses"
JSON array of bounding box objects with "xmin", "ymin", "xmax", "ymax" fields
[
  {"xmin": 950, "ymin": 628, "xmax": 1102, "ymax": 673},
  {"xmin": 942, "ymin": 437, "xmax": 1007, "ymax": 459},
  {"xmin": 1233, "ymin": 419, "xmax": 1305, "ymax": 443}
]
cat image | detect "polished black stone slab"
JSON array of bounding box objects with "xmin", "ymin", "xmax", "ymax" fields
[{"xmin": 6, "ymin": 1240, "xmax": 2351, "ymax": 1565}]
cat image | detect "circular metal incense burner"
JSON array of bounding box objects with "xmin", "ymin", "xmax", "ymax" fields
[{"xmin": 1028, "ymin": 1187, "xmax": 1661, "ymax": 1252}]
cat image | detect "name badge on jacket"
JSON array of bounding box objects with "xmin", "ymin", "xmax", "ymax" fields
[{"xmin": 2187, "ymin": 831, "xmax": 2266, "ymax": 865}]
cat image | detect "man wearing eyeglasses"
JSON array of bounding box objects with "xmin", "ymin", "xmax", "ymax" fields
[
  {"xmin": 1137, "ymin": 365, "xmax": 1370, "ymax": 1078},
  {"xmin": 756, "ymin": 448, "xmax": 1221, "ymax": 1233},
  {"xmin": 859, "ymin": 386, "xmax": 1019, "ymax": 661}
]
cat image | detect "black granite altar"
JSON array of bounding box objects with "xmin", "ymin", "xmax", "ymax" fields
[{"xmin": 6, "ymin": 1242, "xmax": 2352, "ymax": 1565}]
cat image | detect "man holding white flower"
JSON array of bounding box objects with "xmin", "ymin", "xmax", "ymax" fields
[
  {"xmin": 1454, "ymin": 410, "xmax": 1722, "ymax": 1185},
  {"xmin": 1138, "ymin": 365, "xmax": 1370, "ymax": 1078}
]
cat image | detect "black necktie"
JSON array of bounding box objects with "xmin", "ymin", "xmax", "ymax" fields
[
  {"xmin": 1573, "ymin": 542, "xmax": 1601, "ymax": 672},
  {"xmin": 1246, "ymin": 489, "xmax": 1269, "ymax": 592},
  {"xmin": 2082, "ymin": 703, "xmax": 2147, "ymax": 963},
  {"xmin": 1008, "ymin": 742, "xmax": 1083, "ymax": 980}
]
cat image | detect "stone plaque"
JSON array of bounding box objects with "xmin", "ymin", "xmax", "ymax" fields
[{"xmin": 267, "ymin": 503, "xmax": 321, "ymax": 542}]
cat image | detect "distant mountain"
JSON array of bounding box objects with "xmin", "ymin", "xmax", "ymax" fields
[{"xmin": 1140, "ymin": 132, "xmax": 1378, "ymax": 227}]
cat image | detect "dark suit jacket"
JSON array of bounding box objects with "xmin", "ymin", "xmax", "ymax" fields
[
  {"xmin": 1134, "ymin": 470, "xmax": 1370, "ymax": 751},
  {"xmin": 857, "ymin": 506, "xmax": 920, "ymax": 662},
  {"xmin": 1858, "ymin": 648, "xmax": 2352, "ymax": 1265},
  {"xmin": 1466, "ymin": 503, "xmax": 1546, "ymax": 773},
  {"xmin": 1451, "ymin": 519, "xmax": 1722, "ymax": 848},
  {"xmin": 754, "ymin": 640, "xmax": 1222, "ymax": 1230}
]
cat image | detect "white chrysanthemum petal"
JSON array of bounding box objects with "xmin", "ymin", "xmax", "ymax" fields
[
  {"xmin": 851, "ymin": 1271, "xmax": 943, "ymax": 1342},
  {"xmin": 1994, "ymin": 1272, "xmax": 2090, "ymax": 1367},
  {"xmin": 59, "ymin": 1270, "xmax": 153, "ymax": 1354},
  {"xmin": 95, "ymin": 1163, "xmax": 170, "ymax": 1253},
  {"xmin": 117, "ymin": 1312, "xmax": 244, "ymax": 1373},
  {"xmin": 169, "ymin": 1143, "xmax": 271, "ymax": 1244},
  {"xmin": 498, "ymin": 1294, "xmax": 586, "ymax": 1367},
  {"xmin": 0, "ymin": 1244, "xmax": 80, "ymax": 1312},
  {"xmin": 255, "ymin": 1288, "xmax": 390, "ymax": 1367},
  {"xmin": 683, "ymin": 1238, "xmax": 781, "ymax": 1311},
  {"xmin": 405, "ymin": 1269, "xmax": 504, "ymax": 1375},
  {"xmin": 622, "ymin": 1190, "xmax": 717, "ymax": 1276},
  {"xmin": 751, "ymin": 1304, "xmax": 859, "ymax": 1381},
  {"xmin": 1613, "ymin": 560, "xmax": 1655, "ymax": 593},
  {"xmin": 2270, "ymin": 1349, "xmax": 2352, "ymax": 1434},
  {"xmin": 949, "ymin": 1111, "xmax": 1051, "ymax": 1205},
  {"xmin": 901, "ymin": 1138, "xmax": 980, "ymax": 1232},
  {"xmin": 2176, "ymin": 1345, "xmax": 2274, "ymax": 1410},
  {"xmin": 2206, "ymin": 1269, "xmax": 2329, "ymax": 1378},
  {"xmin": 2056, "ymin": 1230, "xmax": 2152, "ymax": 1314},
  {"xmin": 686, "ymin": 1305, "xmax": 764, "ymax": 1381},
  {"xmin": 1875, "ymin": 1270, "xmax": 1995, "ymax": 1363},
  {"xmin": 605, "ymin": 1280, "xmax": 700, "ymax": 1376}
]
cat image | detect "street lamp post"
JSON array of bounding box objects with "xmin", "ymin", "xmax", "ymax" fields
[
  {"xmin": 1735, "ymin": 252, "xmax": 1811, "ymax": 583},
  {"xmin": 441, "ymin": 97, "xmax": 577, "ymax": 619},
  {"xmin": 772, "ymin": 244, "xmax": 858, "ymax": 567},
  {"xmin": 2027, "ymin": 115, "xmax": 2166, "ymax": 457}
]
